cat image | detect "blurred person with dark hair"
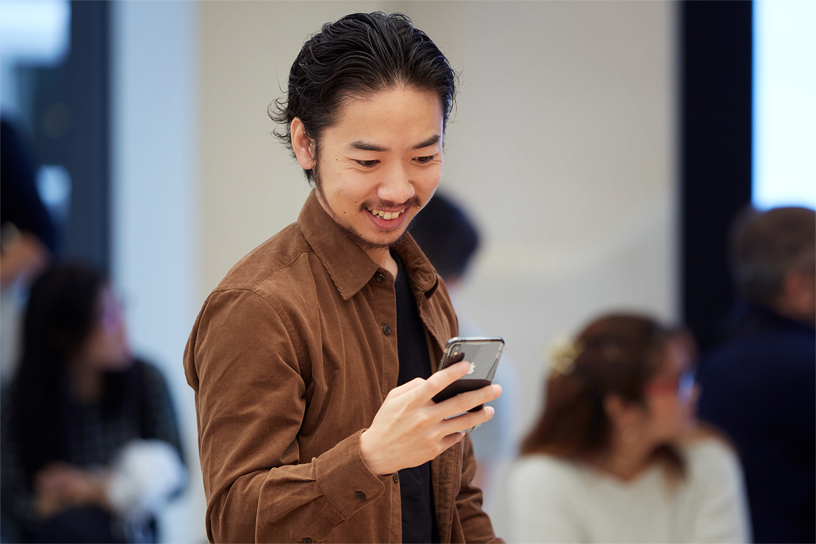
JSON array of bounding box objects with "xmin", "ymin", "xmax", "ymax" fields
[
  {"xmin": 410, "ymin": 192, "xmax": 521, "ymax": 514},
  {"xmin": 1, "ymin": 118, "xmax": 57, "ymax": 385},
  {"xmin": 1, "ymin": 264, "xmax": 186, "ymax": 543},
  {"xmin": 507, "ymin": 314, "xmax": 750, "ymax": 543},
  {"xmin": 185, "ymin": 12, "xmax": 501, "ymax": 544},
  {"xmin": 697, "ymin": 206, "xmax": 815, "ymax": 543}
]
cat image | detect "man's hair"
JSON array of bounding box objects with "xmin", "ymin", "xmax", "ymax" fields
[
  {"xmin": 269, "ymin": 12, "xmax": 457, "ymax": 183},
  {"xmin": 730, "ymin": 206, "xmax": 816, "ymax": 307},
  {"xmin": 409, "ymin": 192, "xmax": 480, "ymax": 282}
]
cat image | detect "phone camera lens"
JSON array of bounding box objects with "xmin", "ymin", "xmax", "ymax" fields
[{"xmin": 452, "ymin": 345, "xmax": 461, "ymax": 355}]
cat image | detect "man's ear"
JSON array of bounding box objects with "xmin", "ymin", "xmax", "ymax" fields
[{"xmin": 291, "ymin": 118, "xmax": 316, "ymax": 171}]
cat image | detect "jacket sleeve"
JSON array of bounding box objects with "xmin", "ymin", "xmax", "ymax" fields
[
  {"xmin": 454, "ymin": 434, "xmax": 503, "ymax": 543},
  {"xmin": 185, "ymin": 288, "xmax": 387, "ymax": 543}
]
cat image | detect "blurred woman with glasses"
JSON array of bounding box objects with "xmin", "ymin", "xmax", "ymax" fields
[
  {"xmin": 506, "ymin": 313, "xmax": 750, "ymax": 543},
  {"xmin": 1, "ymin": 263, "xmax": 186, "ymax": 543}
]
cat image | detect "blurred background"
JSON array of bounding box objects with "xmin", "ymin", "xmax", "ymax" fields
[{"xmin": 1, "ymin": 1, "xmax": 813, "ymax": 541}]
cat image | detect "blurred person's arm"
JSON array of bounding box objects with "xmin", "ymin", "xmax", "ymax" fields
[
  {"xmin": 0, "ymin": 397, "xmax": 106, "ymax": 529},
  {"xmin": 33, "ymin": 463, "xmax": 110, "ymax": 517},
  {"xmin": 688, "ymin": 439, "xmax": 752, "ymax": 543}
]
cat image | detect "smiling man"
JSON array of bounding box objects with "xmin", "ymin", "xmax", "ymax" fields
[{"xmin": 184, "ymin": 12, "xmax": 502, "ymax": 544}]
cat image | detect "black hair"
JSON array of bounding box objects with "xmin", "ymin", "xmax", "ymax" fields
[
  {"xmin": 5, "ymin": 263, "xmax": 140, "ymax": 478},
  {"xmin": 269, "ymin": 12, "xmax": 457, "ymax": 183},
  {"xmin": 409, "ymin": 192, "xmax": 480, "ymax": 281}
]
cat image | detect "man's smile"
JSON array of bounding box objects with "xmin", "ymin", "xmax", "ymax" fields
[{"xmin": 367, "ymin": 207, "xmax": 407, "ymax": 221}]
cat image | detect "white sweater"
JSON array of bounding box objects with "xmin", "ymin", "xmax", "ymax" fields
[{"xmin": 506, "ymin": 439, "xmax": 751, "ymax": 543}]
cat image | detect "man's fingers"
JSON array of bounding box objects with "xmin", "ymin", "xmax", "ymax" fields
[
  {"xmin": 420, "ymin": 361, "xmax": 472, "ymax": 398},
  {"xmin": 441, "ymin": 405, "xmax": 496, "ymax": 435},
  {"xmin": 387, "ymin": 377, "xmax": 426, "ymax": 399},
  {"xmin": 436, "ymin": 383, "xmax": 502, "ymax": 420}
]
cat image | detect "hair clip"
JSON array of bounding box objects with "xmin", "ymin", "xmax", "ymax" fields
[{"xmin": 547, "ymin": 336, "xmax": 582, "ymax": 376}]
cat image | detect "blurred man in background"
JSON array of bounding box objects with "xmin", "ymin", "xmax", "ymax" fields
[{"xmin": 698, "ymin": 206, "xmax": 815, "ymax": 543}]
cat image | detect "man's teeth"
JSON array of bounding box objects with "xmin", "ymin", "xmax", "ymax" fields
[{"xmin": 370, "ymin": 209, "xmax": 403, "ymax": 220}]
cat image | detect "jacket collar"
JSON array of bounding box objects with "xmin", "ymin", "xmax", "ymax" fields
[{"xmin": 297, "ymin": 190, "xmax": 439, "ymax": 301}]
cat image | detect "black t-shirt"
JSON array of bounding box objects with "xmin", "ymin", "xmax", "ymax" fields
[{"xmin": 393, "ymin": 251, "xmax": 439, "ymax": 544}]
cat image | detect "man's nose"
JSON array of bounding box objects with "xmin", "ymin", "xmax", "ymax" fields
[{"xmin": 378, "ymin": 163, "xmax": 415, "ymax": 204}]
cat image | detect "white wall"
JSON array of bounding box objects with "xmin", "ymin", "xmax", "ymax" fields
[{"xmin": 111, "ymin": 2, "xmax": 203, "ymax": 542}]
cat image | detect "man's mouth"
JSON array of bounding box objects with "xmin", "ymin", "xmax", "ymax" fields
[{"xmin": 367, "ymin": 208, "xmax": 406, "ymax": 221}]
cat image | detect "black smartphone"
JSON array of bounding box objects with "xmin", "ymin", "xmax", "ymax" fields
[{"xmin": 432, "ymin": 336, "xmax": 505, "ymax": 415}]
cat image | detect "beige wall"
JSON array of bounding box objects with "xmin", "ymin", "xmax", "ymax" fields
[{"xmin": 199, "ymin": 0, "xmax": 678, "ymax": 429}]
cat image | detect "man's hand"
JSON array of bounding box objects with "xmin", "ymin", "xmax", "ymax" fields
[
  {"xmin": 34, "ymin": 462, "xmax": 110, "ymax": 518},
  {"xmin": 359, "ymin": 361, "xmax": 502, "ymax": 475}
]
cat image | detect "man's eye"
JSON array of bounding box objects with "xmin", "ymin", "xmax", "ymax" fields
[
  {"xmin": 415, "ymin": 155, "xmax": 435, "ymax": 164},
  {"xmin": 356, "ymin": 159, "xmax": 378, "ymax": 167}
]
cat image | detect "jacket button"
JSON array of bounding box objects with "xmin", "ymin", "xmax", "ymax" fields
[
  {"xmin": 355, "ymin": 491, "xmax": 366, "ymax": 500},
  {"xmin": 303, "ymin": 539, "xmax": 312, "ymax": 543},
  {"xmin": 383, "ymin": 325, "xmax": 392, "ymax": 336},
  {"xmin": 392, "ymin": 473, "xmax": 399, "ymax": 483},
  {"xmin": 375, "ymin": 273, "xmax": 385, "ymax": 283}
]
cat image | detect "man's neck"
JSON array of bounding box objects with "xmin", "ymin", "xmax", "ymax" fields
[{"xmin": 368, "ymin": 247, "xmax": 399, "ymax": 278}]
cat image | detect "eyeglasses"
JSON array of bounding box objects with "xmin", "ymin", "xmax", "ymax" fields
[
  {"xmin": 645, "ymin": 371, "xmax": 695, "ymax": 400},
  {"xmin": 100, "ymin": 295, "xmax": 126, "ymax": 330}
]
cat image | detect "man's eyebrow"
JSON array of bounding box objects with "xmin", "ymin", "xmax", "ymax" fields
[
  {"xmin": 348, "ymin": 134, "xmax": 441, "ymax": 153},
  {"xmin": 412, "ymin": 134, "xmax": 440, "ymax": 150},
  {"xmin": 350, "ymin": 141, "xmax": 387, "ymax": 152}
]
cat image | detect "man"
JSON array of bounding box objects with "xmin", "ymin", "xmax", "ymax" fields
[
  {"xmin": 184, "ymin": 13, "xmax": 502, "ymax": 543},
  {"xmin": 698, "ymin": 206, "xmax": 815, "ymax": 543}
]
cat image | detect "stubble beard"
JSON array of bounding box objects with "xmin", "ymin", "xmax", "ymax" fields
[{"xmin": 312, "ymin": 155, "xmax": 422, "ymax": 252}]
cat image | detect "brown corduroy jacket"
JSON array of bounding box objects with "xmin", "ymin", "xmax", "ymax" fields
[{"xmin": 184, "ymin": 191, "xmax": 499, "ymax": 543}]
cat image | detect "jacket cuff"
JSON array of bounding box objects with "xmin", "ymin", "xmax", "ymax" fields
[{"xmin": 313, "ymin": 429, "xmax": 388, "ymax": 520}]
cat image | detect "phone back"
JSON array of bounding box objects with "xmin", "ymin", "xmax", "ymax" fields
[{"xmin": 432, "ymin": 337, "xmax": 504, "ymax": 405}]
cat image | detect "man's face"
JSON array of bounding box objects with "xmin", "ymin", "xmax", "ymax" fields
[{"xmin": 308, "ymin": 87, "xmax": 444, "ymax": 254}]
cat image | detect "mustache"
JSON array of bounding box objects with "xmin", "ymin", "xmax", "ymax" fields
[{"xmin": 359, "ymin": 196, "xmax": 422, "ymax": 211}]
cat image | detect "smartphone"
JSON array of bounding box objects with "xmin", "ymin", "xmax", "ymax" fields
[{"xmin": 432, "ymin": 336, "xmax": 505, "ymax": 415}]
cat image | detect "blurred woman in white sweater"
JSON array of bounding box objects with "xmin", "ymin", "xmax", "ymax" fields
[{"xmin": 508, "ymin": 314, "xmax": 750, "ymax": 543}]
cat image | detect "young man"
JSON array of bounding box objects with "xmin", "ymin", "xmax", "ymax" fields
[{"xmin": 184, "ymin": 13, "xmax": 502, "ymax": 543}]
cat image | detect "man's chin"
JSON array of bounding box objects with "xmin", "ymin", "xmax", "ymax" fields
[{"xmin": 344, "ymin": 226, "xmax": 406, "ymax": 252}]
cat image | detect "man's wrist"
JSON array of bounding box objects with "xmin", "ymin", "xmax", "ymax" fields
[{"xmin": 359, "ymin": 429, "xmax": 387, "ymax": 476}]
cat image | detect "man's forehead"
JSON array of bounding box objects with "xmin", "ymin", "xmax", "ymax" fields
[{"xmin": 319, "ymin": 88, "xmax": 445, "ymax": 149}]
